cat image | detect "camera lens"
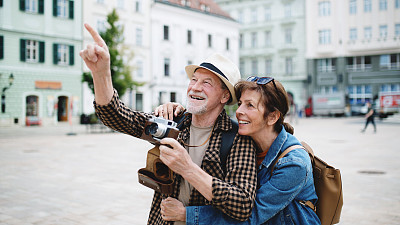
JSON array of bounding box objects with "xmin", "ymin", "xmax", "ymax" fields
[{"xmin": 148, "ymin": 123, "xmax": 167, "ymax": 138}]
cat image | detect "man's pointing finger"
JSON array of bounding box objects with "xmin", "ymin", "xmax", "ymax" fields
[{"xmin": 84, "ymin": 23, "xmax": 106, "ymax": 46}]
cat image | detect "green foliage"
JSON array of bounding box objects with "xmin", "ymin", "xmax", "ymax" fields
[
  {"xmin": 82, "ymin": 8, "xmax": 142, "ymax": 97},
  {"xmin": 225, "ymin": 104, "xmax": 238, "ymax": 118}
]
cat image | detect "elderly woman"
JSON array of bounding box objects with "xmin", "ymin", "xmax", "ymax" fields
[{"xmin": 158, "ymin": 76, "xmax": 320, "ymax": 225}]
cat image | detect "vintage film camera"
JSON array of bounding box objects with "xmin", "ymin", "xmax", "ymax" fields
[{"xmin": 138, "ymin": 116, "xmax": 181, "ymax": 195}]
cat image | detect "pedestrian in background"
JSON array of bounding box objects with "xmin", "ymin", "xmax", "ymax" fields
[{"xmin": 361, "ymin": 101, "xmax": 377, "ymax": 133}]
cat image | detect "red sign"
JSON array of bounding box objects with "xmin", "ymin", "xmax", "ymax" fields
[{"xmin": 380, "ymin": 94, "xmax": 400, "ymax": 108}]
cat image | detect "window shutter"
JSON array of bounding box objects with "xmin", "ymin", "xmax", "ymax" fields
[
  {"xmin": 19, "ymin": 0, "xmax": 25, "ymax": 11},
  {"xmin": 53, "ymin": 0, "xmax": 57, "ymax": 16},
  {"xmin": 69, "ymin": 0, "xmax": 74, "ymax": 19},
  {"xmin": 39, "ymin": 41, "xmax": 45, "ymax": 63},
  {"xmin": 53, "ymin": 43, "xmax": 58, "ymax": 64},
  {"xmin": 20, "ymin": 39, "xmax": 26, "ymax": 62},
  {"xmin": 39, "ymin": 0, "xmax": 44, "ymax": 14},
  {"xmin": 69, "ymin": 45, "xmax": 74, "ymax": 65},
  {"xmin": 0, "ymin": 36, "xmax": 3, "ymax": 59}
]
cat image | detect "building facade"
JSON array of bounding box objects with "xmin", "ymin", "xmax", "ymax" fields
[
  {"xmin": 82, "ymin": 0, "xmax": 151, "ymax": 114},
  {"xmin": 306, "ymin": 0, "xmax": 400, "ymax": 115},
  {"xmin": 215, "ymin": 0, "xmax": 308, "ymax": 111},
  {"xmin": 147, "ymin": 0, "xmax": 240, "ymax": 112},
  {"xmin": 0, "ymin": 0, "xmax": 83, "ymax": 126}
]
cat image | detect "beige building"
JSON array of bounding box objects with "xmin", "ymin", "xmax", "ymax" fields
[{"xmin": 306, "ymin": 0, "xmax": 400, "ymax": 115}]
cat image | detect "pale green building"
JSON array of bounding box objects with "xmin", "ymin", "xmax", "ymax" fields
[{"xmin": 0, "ymin": 0, "xmax": 82, "ymax": 126}]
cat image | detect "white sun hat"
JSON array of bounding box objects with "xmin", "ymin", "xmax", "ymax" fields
[{"xmin": 185, "ymin": 53, "xmax": 241, "ymax": 105}]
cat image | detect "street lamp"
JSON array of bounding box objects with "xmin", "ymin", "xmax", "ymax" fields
[{"xmin": 1, "ymin": 73, "xmax": 14, "ymax": 113}]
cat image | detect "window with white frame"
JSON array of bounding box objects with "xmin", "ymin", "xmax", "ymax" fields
[
  {"xmin": 265, "ymin": 31, "xmax": 271, "ymax": 47},
  {"xmin": 347, "ymin": 85, "xmax": 372, "ymax": 105},
  {"xmin": 136, "ymin": 28, "xmax": 142, "ymax": 46},
  {"xmin": 265, "ymin": 59, "xmax": 272, "ymax": 74},
  {"xmin": 238, "ymin": 10, "xmax": 244, "ymax": 23},
  {"xmin": 251, "ymin": 32, "xmax": 257, "ymax": 48},
  {"xmin": 226, "ymin": 38, "xmax": 230, "ymax": 51},
  {"xmin": 264, "ymin": 6, "xmax": 271, "ymax": 21},
  {"xmin": 284, "ymin": 3, "xmax": 292, "ymax": 18},
  {"xmin": 20, "ymin": 39, "xmax": 44, "ymax": 63},
  {"xmin": 53, "ymin": 43, "xmax": 73, "ymax": 65},
  {"xmin": 285, "ymin": 28, "xmax": 292, "ymax": 44},
  {"xmin": 251, "ymin": 59, "xmax": 258, "ymax": 75},
  {"xmin": 26, "ymin": 0, "xmax": 38, "ymax": 13},
  {"xmin": 135, "ymin": 93, "xmax": 143, "ymax": 111},
  {"xmin": 379, "ymin": 0, "xmax": 387, "ymax": 10},
  {"xmin": 317, "ymin": 58, "xmax": 336, "ymax": 72},
  {"xmin": 163, "ymin": 25, "xmax": 169, "ymax": 41},
  {"xmin": 208, "ymin": 34, "xmax": 212, "ymax": 48},
  {"xmin": 319, "ymin": 29, "xmax": 331, "ymax": 45},
  {"xmin": 285, "ymin": 57, "xmax": 293, "ymax": 75},
  {"xmin": 136, "ymin": 60, "xmax": 143, "ymax": 78},
  {"xmin": 349, "ymin": 28, "xmax": 357, "ymax": 41},
  {"xmin": 239, "ymin": 60, "xmax": 245, "ymax": 76},
  {"xmin": 349, "ymin": 0, "xmax": 357, "ymax": 14},
  {"xmin": 57, "ymin": 0, "xmax": 68, "ymax": 18},
  {"xmin": 239, "ymin": 33, "xmax": 243, "ymax": 49},
  {"xmin": 396, "ymin": 0, "xmax": 400, "ymax": 8},
  {"xmin": 164, "ymin": 58, "xmax": 170, "ymax": 76},
  {"xmin": 364, "ymin": 26, "xmax": 372, "ymax": 39},
  {"xmin": 187, "ymin": 30, "xmax": 192, "ymax": 44},
  {"xmin": 379, "ymin": 25, "xmax": 387, "ymax": 39},
  {"xmin": 96, "ymin": 0, "xmax": 104, "ymax": 4},
  {"xmin": 117, "ymin": 0, "xmax": 125, "ymax": 9},
  {"xmin": 318, "ymin": 1, "xmax": 331, "ymax": 16},
  {"xmin": 380, "ymin": 84, "xmax": 400, "ymax": 92},
  {"xmin": 395, "ymin": 24, "xmax": 400, "ymax": 37},
  {"xmin": 135, "ymin": 0, "xmax": 141, "ymax": 12},
  {"xmin": 97, "ymin": 19, "xmax": 107, "ymax": 33},
  {"xmin": 320, "ymin": 85, "xmax": 338, "ymax": 94},
  {"xmin": 251, "ymin": 8, "xmax": 257, "ymax": 23},
  {"xmin": 26, "ymin": 40, "xmax": 39, "ymax": 62},
  {"xmin": 57, "ymin": 44, "xmax": 68, "ymax": 65},
  {"xmin": 346, "ymin": 56, "xmax": 372, "ymax": 71},
  {"xmin": 380, "ymin": 54, "xmax": 400, "ymax": 69},
  {"xmin": 364, "ymin": 0, "xmax": 372, "ymax": 12}
]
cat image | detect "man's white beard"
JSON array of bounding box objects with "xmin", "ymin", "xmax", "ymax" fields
[{"xmin": 186, "ymin": 91, "xmax": 207, "ymax": 115}]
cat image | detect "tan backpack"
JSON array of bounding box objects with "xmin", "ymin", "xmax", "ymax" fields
[{"xmin": 272, "ymin": 141, "xmax": 343, "ymax": 225}]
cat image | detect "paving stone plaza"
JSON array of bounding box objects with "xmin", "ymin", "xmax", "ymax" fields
[{"xmin": 1, "ymin": 116, "xmax": 400, "ymax": 225}]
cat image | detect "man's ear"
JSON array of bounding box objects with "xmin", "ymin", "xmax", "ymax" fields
[
  {"xmin": 267, "ymin": 110, "xmax": 280, "ymax": 126},
  {"xmin": 221, "ymin": 90, "xmax": 231, "ymax": 104}
]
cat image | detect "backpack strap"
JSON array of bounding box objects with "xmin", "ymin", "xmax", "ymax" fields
[
  {"xmin": 270, "ymin": 144, "xmax": 317, "ymax": 213},
  {"xmin": 220, "ymin": 119, "xmax": 238, "ymax": 173},
  {"xmin": 270, "ymin": 145, "xmax": 303, "ymax": 174}
]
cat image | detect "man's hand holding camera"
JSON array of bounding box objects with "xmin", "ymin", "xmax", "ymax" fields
[{"xmin": 159, "ymin": 138, "xmax": 193, "ymax": 178}]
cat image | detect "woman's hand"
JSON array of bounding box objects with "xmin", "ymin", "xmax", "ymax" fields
[
  {"xmin": 154, "ymin": 103, "xmax": 185, "ymax": 120},
  {"xmin": 161, "ymin": 197, "xmax": 186, "ymax": 221}
]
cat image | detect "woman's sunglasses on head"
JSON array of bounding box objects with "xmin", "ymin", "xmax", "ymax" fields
[{"xmin": 246, "ymin": 76, "xmax": 278, "ymax": 91}]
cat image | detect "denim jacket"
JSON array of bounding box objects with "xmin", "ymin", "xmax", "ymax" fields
[{"xmin": 186, "ymin": 126, "xmax": 321, "ymax": 225}]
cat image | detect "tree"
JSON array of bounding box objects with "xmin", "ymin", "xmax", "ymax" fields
[{"xmin": 82, "ymin": 9, "xmax": 140, "ymax": 97}]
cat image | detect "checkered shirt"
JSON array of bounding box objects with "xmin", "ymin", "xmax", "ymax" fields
[{"xmin": 94, "ymin": 90, "xmax": 257, "ymax": 225}]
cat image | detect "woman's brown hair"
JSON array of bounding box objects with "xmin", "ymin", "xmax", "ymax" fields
[{"xmin": 235, "ymin": 78, "xmax": 294, "ymax": 134}]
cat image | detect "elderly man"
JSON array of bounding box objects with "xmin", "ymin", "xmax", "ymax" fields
[{"xmin": 80, "ymin": 23, "xmax": 256, "ymax": 225}]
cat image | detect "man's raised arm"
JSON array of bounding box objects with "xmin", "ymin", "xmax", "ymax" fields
[{"xmin": 79, "ymin": 23, "xmax": 114, "ymax": 105}]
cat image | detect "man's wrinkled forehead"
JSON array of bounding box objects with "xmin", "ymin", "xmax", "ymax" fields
[{"xmin": 193, "ymin": 68, "xmax": 223, "ymax": 85}]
